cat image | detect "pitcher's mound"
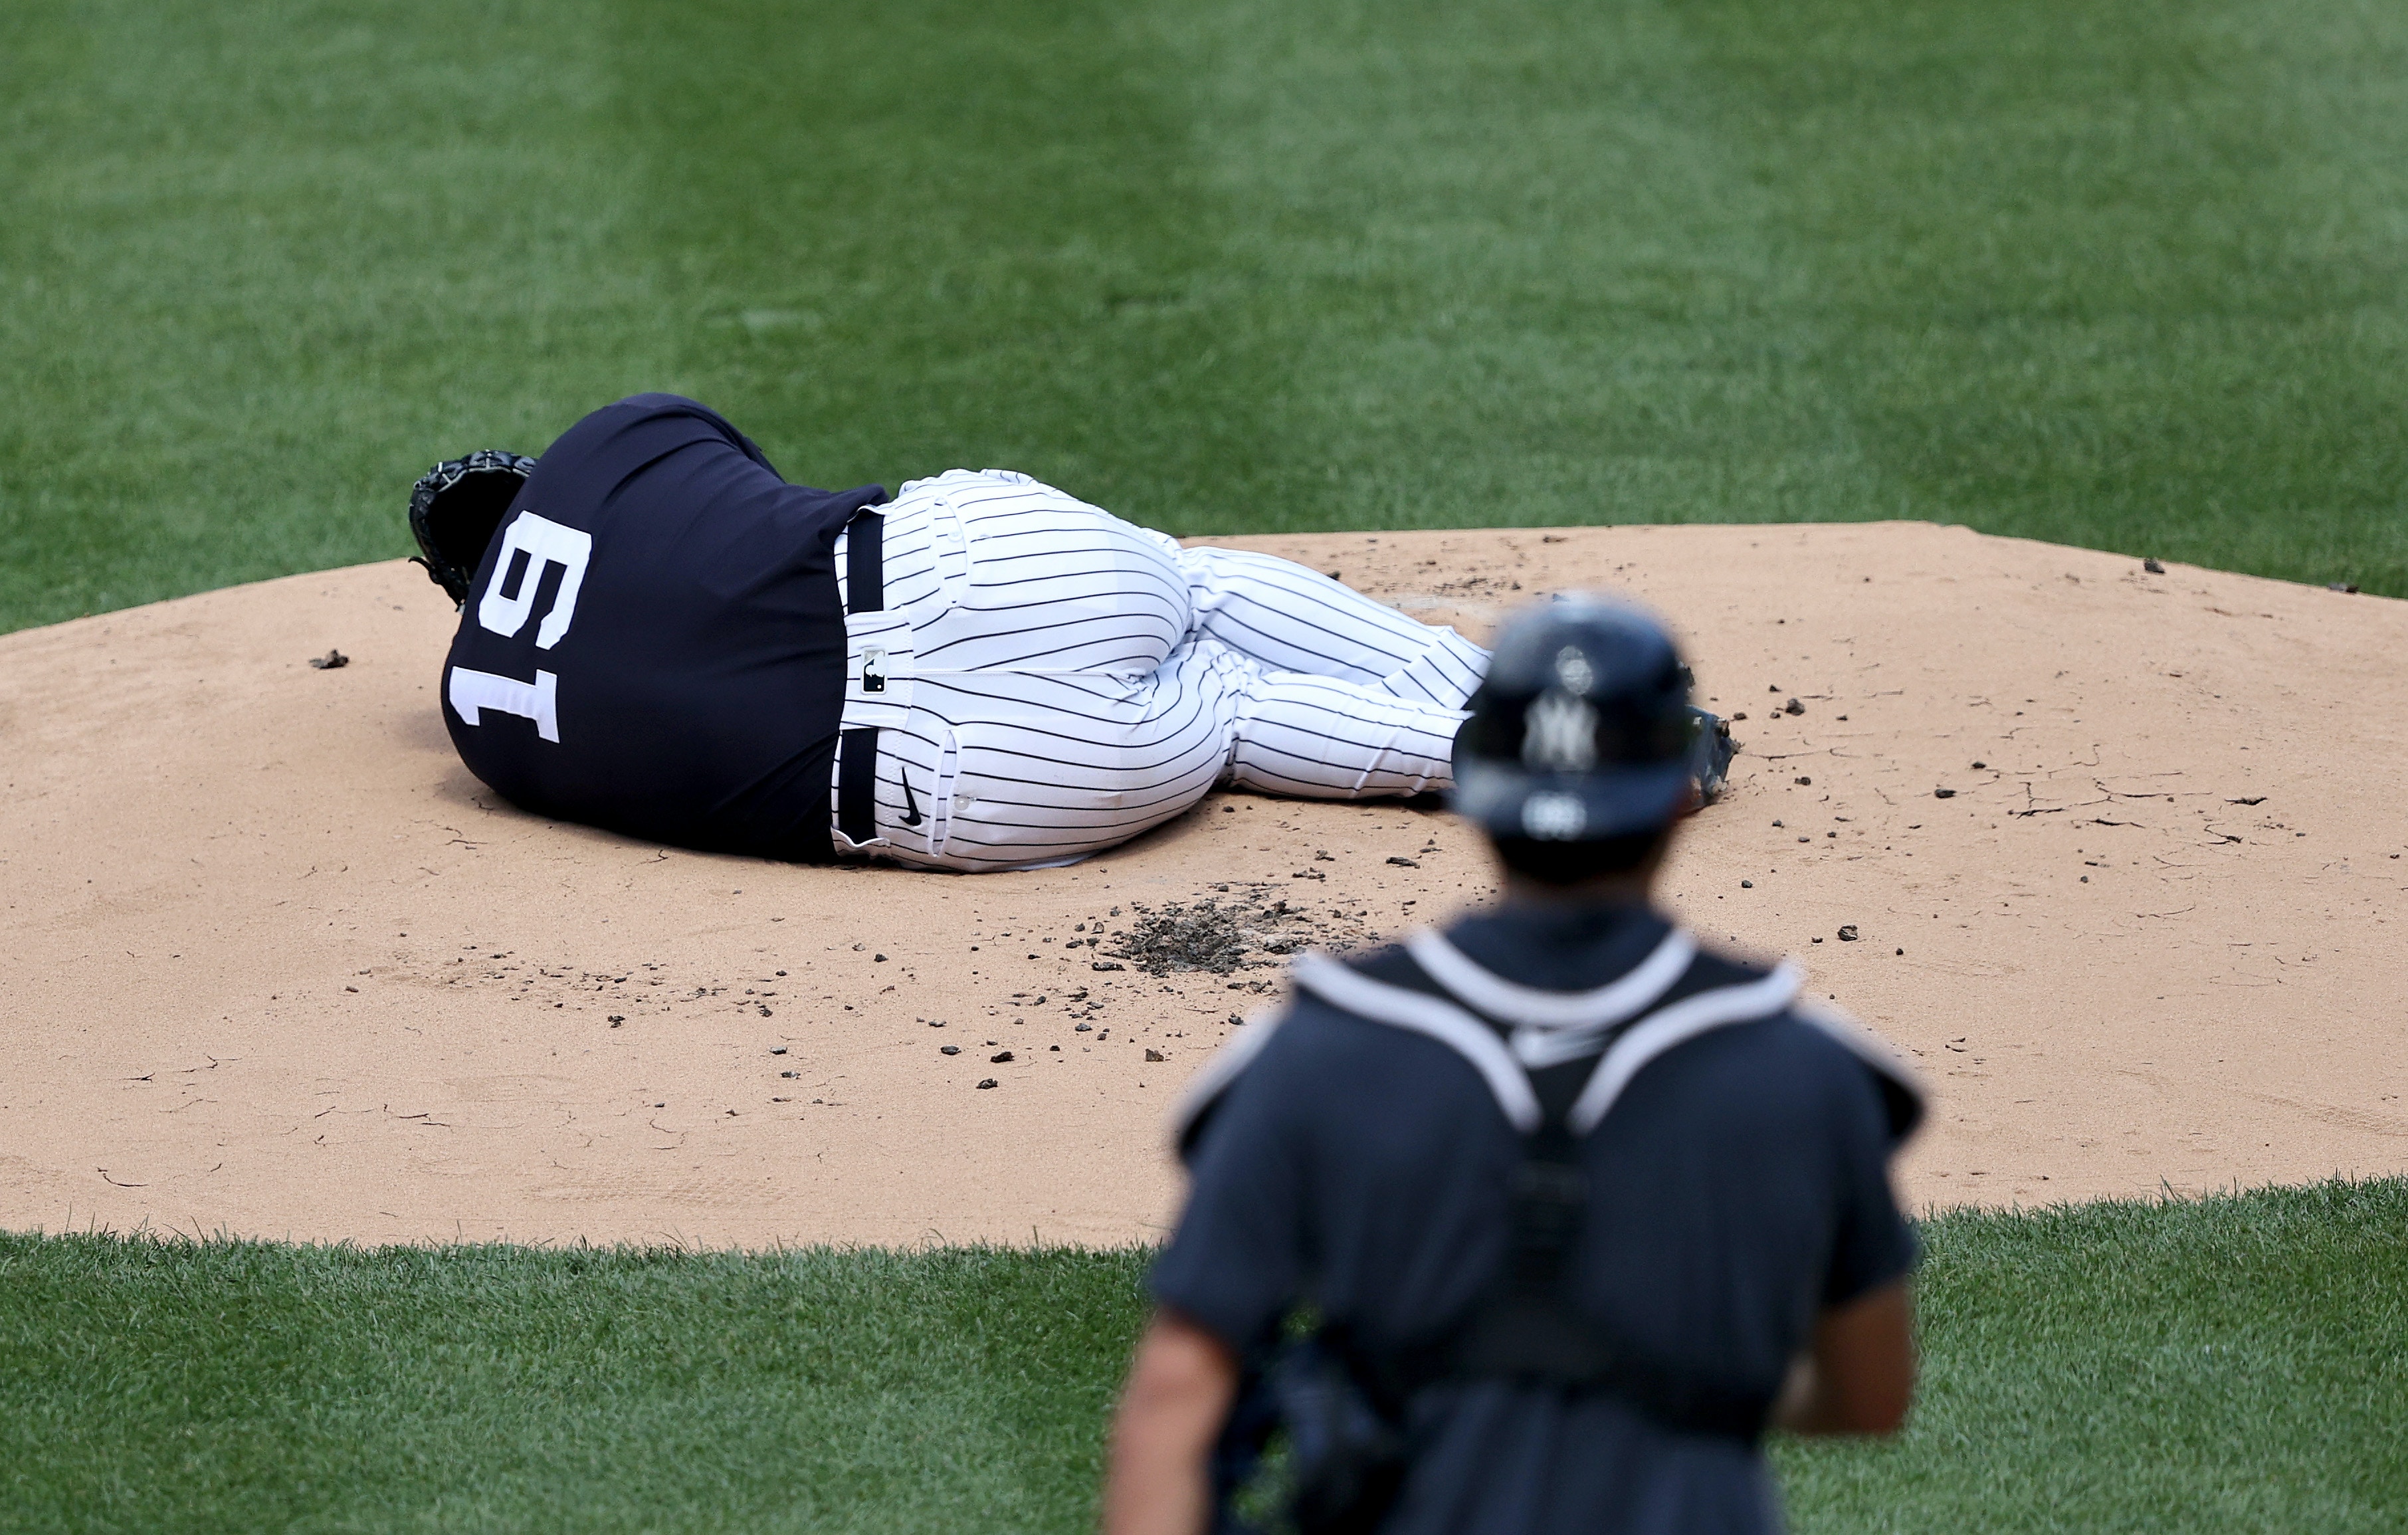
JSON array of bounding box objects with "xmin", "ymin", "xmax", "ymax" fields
[{"xmin": 3, "ymin": 524, "xmax": 2401, "ymax": 1247}]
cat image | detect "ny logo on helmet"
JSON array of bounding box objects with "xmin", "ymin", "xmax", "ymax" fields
[
  {"xmin": 1553, "ymin": 645, "xmax": 1595, "ymax": 696},
  {"xmin": 1522, "ymin": 690, "xmax": 1598, "ymax": 771}
]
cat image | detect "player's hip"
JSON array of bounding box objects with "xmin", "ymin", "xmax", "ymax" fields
[
  {"xmin": 844, "ymin": 472, "xmax": 1195, "ymax": 663},
  {"xmin": 830, "ymin": 684, "xmax": 1240, "ymax": 871}
]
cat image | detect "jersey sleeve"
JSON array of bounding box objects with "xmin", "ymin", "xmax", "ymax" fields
[
  {"xmin": 1821, "ymin": 1054, "xmax": 1919, "ymax": 1308},
  {"xmin": 1148, "ymin": 1011, "xmax": 1317, "ymax": 1354}
]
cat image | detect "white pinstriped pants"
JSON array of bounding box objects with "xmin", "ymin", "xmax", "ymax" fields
[{"xmin": 831, "ymin": 469, "xmax": 1487, "ymax": 872}]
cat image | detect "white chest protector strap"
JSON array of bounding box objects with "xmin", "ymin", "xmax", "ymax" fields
[
  {"xmin": 1171, "ymin": 932, "xmax": 1924, "ymax": 1152},
  {"xmin": 1286, "ymin": 942, "xmax": 1805, "ymax": 1136},
  {"xmin": 1405, "ymin": 928, "xmax": 1694, "ymax": 1043},
  {"xmin": 1284, "ymin": 957, "xmax": 1548, "ymax": 1132}
]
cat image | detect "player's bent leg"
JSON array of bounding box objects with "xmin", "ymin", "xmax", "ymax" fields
[
  {"xmin": 1223, "ymin": 668, "xmax": 1466, "ymax": 800},
  {"xmin": 835, "ymin": 480, "xmax": 1476, "ymax": 871},
  {"xmin": 870, "ymin": 645, "xmax": 1247, "ymax": 873},
  {"xmin": 1175, "ymin": 545, "xmax": 1487, "ymax": 710}
]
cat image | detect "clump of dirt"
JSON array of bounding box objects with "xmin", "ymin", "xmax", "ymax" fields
[{"xmin": 1104, "ymin": 890, "xmax": 1344, "ymax": 975}]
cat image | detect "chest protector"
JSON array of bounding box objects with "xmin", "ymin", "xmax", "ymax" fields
[{"xmin": 1183, "ymin": 927, "xmax": 1924, "ymax": 1534}]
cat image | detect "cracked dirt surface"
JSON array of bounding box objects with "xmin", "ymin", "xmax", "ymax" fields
[{"xmin": 2, "ymin": 522, "xmax": 2402, "ymax": 1246}]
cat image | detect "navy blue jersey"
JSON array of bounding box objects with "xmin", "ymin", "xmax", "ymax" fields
[
  {"xmin": 1155, "ymin": 902, "xmax": 1918, "ymax": 1535},
  {"xmin": 440, "ymin": 395, "xmax": 886, "ymax": 861}
]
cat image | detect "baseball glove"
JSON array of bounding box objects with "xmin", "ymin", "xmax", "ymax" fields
[
  {"xmin": 409, "ymin": 449, "xmax": 537, "ymax": 606},
  {"xmin": 1683, "ymin": 708, "xmax": 1736, "ymax": 813}
]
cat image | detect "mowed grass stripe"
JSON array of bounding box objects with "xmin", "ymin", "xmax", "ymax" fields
[
  {"xmin": 5, "ymin": 0, "xmax": 2407, "ymax": 635},
  {"xmin": 1776, "ymin": 1177, "xmax": 2408, "ymax": 1532},
  {"xmin": 3, "ymin": 1181, "xmax": 2404, "ymax": 1532},
  {"xmin": 0, "ymin": 0, "xmax": 674, "ymax": 631},
  {"xmin": 607, "ymin": 0, "xmax": 1278, "ymax": 520},
  {"xmin": 1150, "ymin": 0, "xmax": 1894, "ymax": 535},
  {"xmin": 1675, "ymin": 0, "xmax": 2408, "ymax": 597},
  {"xmin": 0, "ymin": 1242, "xmax": 1154, "ymax": 1534}
]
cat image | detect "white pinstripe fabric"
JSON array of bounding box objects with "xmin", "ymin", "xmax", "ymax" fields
[{"xmin": 831, "ymin": 470, "xmax": 1487, "ymax": 872}]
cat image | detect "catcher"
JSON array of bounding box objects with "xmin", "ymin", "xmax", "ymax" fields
[{"xmin": 1105, "ymin": 596, "xmax": 1920, "ymax": 1535}]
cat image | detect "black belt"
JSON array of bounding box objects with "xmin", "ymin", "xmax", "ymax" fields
[{"xmin": 837, "ymin": 510, "xmax": 884, "ymax": 848}]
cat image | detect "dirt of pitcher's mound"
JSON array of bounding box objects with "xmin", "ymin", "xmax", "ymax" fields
[{"xmin": 2, "ymin": 522, "xmax": 2403, "ymax": 1247}]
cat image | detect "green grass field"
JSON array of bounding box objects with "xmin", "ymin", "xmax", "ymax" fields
[
  {"xmin": 7, "ymin": 2, "xmax": 2405, "ymax": 1528},
  {"xmin": 3, "ymin": 0, "xmax": 2405, "ymax": 633},
  {"xmin": 5, "ymin": 1181, "xmax": 2403, "ymax": 1533}
]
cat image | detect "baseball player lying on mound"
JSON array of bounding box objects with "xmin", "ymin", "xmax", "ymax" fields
[{"xmin": 410, "ymin": 394, "xmax": 1732, "ymax": 874}]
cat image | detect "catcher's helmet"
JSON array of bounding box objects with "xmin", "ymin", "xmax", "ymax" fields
[{"xmin": 1451, "ymin": 595, "xmax": 1701, "ymax": 842}]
